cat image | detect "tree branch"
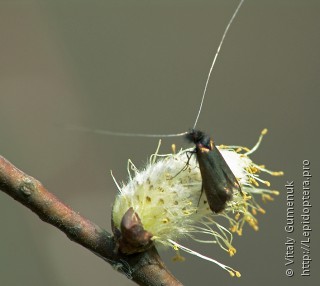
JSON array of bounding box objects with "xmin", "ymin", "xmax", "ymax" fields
[{"xmin": 0, "ymin": 155, "xmax": 182, "ymax": 286}]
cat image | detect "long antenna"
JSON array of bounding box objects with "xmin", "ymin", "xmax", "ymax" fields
[
  {"xmin": 67, "ymin": 125, "xmax": 187, "ymax": 138},
  {"xmin": 193, "ymin": 0, "xmax": 245, "ymax": 129},
  {"xmin": 69, "ymin": 1, "xmax": 245, "ymax": 139}
]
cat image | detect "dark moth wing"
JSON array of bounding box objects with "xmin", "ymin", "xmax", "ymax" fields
[
  {"xmin": 196, "ymin": 142, "xmax": 241, "ymax": 212},
  {"xmin": 186, "ymin": 129, "xmax": 242, "ymax": 213}
]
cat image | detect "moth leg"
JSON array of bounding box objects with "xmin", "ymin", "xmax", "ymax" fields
[
  {"xmin": 168, "ymin": 150, "xmax": 196, "ymax": 180},
  {"xmin": 196, "ymin": 183, "xmax": 205, "ymax": 211}
]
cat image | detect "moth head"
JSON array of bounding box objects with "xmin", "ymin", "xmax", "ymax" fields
[{"xmin": 185, "ymin": 129, "xmax": 212, "ymax": 149}]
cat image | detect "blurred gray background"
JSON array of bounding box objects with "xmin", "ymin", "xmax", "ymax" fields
[{"xmin": 0, "ymin": 0, "xmax": 319, "ymax": 285}]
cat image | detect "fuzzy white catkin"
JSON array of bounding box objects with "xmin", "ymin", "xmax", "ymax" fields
[{"xmin": 112, "ymin": 131, "xmax": 282, "ymax": 276}]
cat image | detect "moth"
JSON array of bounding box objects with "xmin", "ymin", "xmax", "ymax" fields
[{"xmin": 186, "ymin": 129, "xmax": 243, "ymax": 213}]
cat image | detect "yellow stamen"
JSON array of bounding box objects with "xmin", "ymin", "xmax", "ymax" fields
[
  {"xmin": 228, "ymin": 247, "xmax": 237, "ymax": 256},
  {"xmin": 258, "ymin": 208, "xmax": 266, "ymax": 214}
]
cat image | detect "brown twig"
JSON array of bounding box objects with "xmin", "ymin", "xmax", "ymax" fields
[{"xmin": 0, "ymin": 155, "xmax": 183, "ymax": 286}]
